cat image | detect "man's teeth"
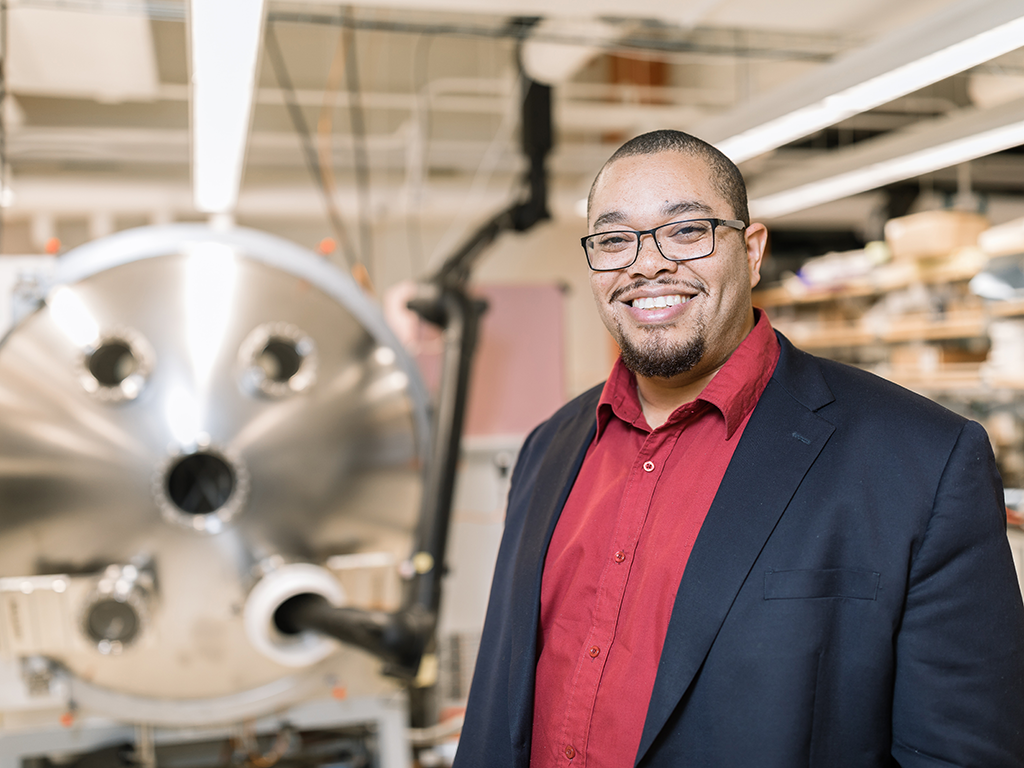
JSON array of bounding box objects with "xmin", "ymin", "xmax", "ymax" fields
[{"xmin": 632, "ymin": 294, "xmax": 687, "ymax": 310}]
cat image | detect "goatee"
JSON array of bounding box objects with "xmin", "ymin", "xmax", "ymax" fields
[{"xmin": 617, "ymin": 324, "xmax": 706, "ymax": 379}]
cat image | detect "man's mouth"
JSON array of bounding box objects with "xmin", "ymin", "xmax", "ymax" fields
[{"xmin": 631, "ymin": 294, "xmax": 691, "ymax": 310}]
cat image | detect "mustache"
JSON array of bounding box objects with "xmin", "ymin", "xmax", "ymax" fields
[{"xmin": 609, "ymin": 277, "xmax": 707, "ymax": 304}]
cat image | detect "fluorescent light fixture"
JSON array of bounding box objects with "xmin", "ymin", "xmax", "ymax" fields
[
  {"xmin": 190, "ymin": 0, "xmax": 267, "ymax": 214},
  {"xmin": 750, "ymin": 114, "xmax": 1024, "ymax": 219},
  {"xmin": 698, "ymin": 0, "xmax": 1024, "ymax": 164}
]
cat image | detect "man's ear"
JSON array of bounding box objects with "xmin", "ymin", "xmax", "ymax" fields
[{"xmin": 744, "ymin": 223, "xmax": 768, "ymax": 289}]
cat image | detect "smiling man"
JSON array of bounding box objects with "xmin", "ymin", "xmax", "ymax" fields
[{"xmin": 453, "ymin": 130, "xmax": 1024, "ymax": 768}]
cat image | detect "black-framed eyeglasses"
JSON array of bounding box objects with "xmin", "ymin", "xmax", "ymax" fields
[{"xmin": 581, "ymin": 218, "xmax": 746, "ymax": 272}]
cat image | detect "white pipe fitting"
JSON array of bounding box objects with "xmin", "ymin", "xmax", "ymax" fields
[{"xmin": 243, "ymin": 563, "xmax": 346, "ymax": 668}]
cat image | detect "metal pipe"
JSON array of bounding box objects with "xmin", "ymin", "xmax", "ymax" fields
[{"xmin": 275, "ymin": 55, "xmax": 552, "ymax": 680}]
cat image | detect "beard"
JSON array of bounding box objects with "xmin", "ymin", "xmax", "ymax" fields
[
  {"xmin": 607, "ymin": 277, "xmax": 709, "ymax": 379},
  {"xmin": 615, "ymin": 319, "xmax": 707, "ymax": 379}
]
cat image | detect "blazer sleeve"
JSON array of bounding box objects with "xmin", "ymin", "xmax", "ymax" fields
[
  {"xmin": 891, "ymin": 419, "xmax": 1024, "ymax": 767},
  {"xmin": 453, "ymin": 386, "xmax": 601, "ymax": 768},
  {"xmin": 452, "ymin": 424, "xmax": 543, "ymax": 768}
]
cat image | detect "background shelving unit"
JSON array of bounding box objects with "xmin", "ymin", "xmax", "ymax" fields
[
  {"xmin": 756, "ymin": 253, "xmax": 1024, "ymax": 394},
  {"xmin": 753, "ymin": 211, "xmax": 1024, "ymax": 487}
]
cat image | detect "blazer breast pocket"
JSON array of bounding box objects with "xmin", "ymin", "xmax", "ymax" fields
[{"xmin": 764, "ymin": 568, "xmax": 880, "ymax": 601}]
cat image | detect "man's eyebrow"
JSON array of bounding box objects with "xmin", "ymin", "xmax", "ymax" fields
[
  {"xmin": 663, "ymin": 200, "xmax": 715, "ymax": 218},
  {"xmin": 591, "ymin": 211, "xmax": 629, "ymax": 230},
  {"xmin": 591, "ymin": 201, "xmax": 716, "ymax": 231}
]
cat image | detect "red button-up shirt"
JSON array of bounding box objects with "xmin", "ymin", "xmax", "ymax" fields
[{"xmin": 531, "ymin": 312, "xmax": 780, "ymax": 767}]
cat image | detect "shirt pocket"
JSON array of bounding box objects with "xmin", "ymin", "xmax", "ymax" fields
[{"xmin": 764, "ymin": 568, "xmax": 880, "ymax": 601}]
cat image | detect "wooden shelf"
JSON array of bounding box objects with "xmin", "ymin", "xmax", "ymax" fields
[
  {"xmin": 888, "ymin": 364, "xmax": 985, "ymax": 393},
  {"xmin": 777, "ymin": 322, "xmax": 875, "ymax": 350},
  {"xmin": 755, "ymin": 249, "xmax": 1024, "ymax": 396},
  {"xmin": 888, "ymin": 365, "xmax": 1024, "ymax": 394},
  {"xmin": 754, "ymin": 283, "xmax": 880, "ymax": 307},
  {"xmin": 754, "ymin": 258, "xmax": 984, "ymax": 309},
  {"xmin": 990, "ymin": 299, "xmax": 1024, "ymax": 319},
  {"xmin": 775, "ymin": 310, "xmax": 987, "ymax": 350},
  {"xmin": 883, "ymin": 310, "xmax": 986, "ymax": 343}
]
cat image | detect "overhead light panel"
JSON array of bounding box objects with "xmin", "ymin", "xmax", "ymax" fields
[
  {"xmin": 190, "ymin": 0, "xmax": 267, "ymax": 214},
  {"xmin": 696, "ymin": 0, "xmax": 1024, "ymax": 164},
  {"xmin": 748, "ymin": 95, "xmax": 1024, "ymax": 219}
]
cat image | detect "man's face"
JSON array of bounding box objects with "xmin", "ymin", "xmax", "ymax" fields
[{"xmin": 587, "ymin": 150, "xmax": 766, "ymax": 383}]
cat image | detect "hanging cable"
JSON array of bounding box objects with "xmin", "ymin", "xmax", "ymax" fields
[
  {"xmin": 425, "ymin": 70, "xmax": 523, "ymax": 271},
  {"xmin": 313, "ymin": 8, "xmax": 374, "ymax": 292},
  {"xmin": 264, "ymin": 21, "xmax": 360, "ymax": 275},
  {"xmin": 341, "ymin": 5, "xmax": 374, "ymax": 290},
  {"xmin": 316, "ymin": 20, "xmax": 348, "ymax": 262},
  {"xmin": 0, "ymin": 0, "xmax": 8, "ymax": 252},
  {"xmin": 268, "ymin": 10, "xmax": 834, "ymax": 64},
  {"xmin": 403, "ymin": 32, "xmax": 434, "ymax": 277}
]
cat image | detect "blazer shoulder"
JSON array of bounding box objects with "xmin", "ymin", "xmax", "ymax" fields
[
  {"xmin": 774, "ymin": 332, "xmax": 969, "ymax": 433},
  {"xmin": 818, "ymin": 356, "xmax": 968, "ymax": 432}
]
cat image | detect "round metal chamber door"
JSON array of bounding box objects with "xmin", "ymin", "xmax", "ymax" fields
[{"xmin": 0, "ymin": 225, "xmax": 431, "ymax": 723}]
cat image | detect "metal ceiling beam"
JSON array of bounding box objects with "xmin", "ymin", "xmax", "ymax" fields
[{"xmin": 273, "ymin": 0, "xmax": 715, "ymax": 22}]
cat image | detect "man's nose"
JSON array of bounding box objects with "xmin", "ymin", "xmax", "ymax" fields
[{"xmin": 628, "ymin": 233, "xmax": 677, "ymax": 278}]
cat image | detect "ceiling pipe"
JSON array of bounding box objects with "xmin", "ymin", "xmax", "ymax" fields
[{"xmin": 274, "ymin": 31, "xmax": 554, "ymax": 679}]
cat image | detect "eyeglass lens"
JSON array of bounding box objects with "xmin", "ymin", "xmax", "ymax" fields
[{"xmin": 585, "ymin": 219, "xmax": 717, "ymax": 270}]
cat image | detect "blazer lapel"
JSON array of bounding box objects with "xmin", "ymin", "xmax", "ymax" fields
[
  {"xmin": 635, "ymin": 337, "xmax": 836, "ymax": 763},
  {"xmin": 507, "ymin": 394, "xmax": 599, "ymax": 764}
]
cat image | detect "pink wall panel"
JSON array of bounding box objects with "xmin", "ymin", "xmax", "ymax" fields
[{"xmin": 462, "ymin": 284, "xmax": 566, "ymax": 437}]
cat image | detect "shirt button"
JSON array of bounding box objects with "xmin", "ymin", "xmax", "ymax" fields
[
  {"xmin": 589, "ymin": 645, "xmax": 600, "ymax": 658},
  {"xmin": 614, "ymin": 550, "xmax": 626, "ymax": 563},
  {"xmin": 564, "ymin": 745, "xmax": 576, "ymax": 759},
  {"xmin": 643, "ymin": 460, "xmax": 655, "ymax": 472}
]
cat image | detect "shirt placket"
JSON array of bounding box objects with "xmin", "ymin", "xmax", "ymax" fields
[{"xmin": 556, "ymin": 427, "xmax": 679, "ymax": 767}]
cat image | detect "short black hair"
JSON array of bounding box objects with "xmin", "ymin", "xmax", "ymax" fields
[{"xmin": 588, "ymin": 129, "xmax": 749, "ymax": 225}]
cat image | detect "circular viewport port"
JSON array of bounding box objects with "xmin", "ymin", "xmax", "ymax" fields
[
  {"xmin": 85, "ymin": 597, "xmax": 140, "ymax": 654},
  {"xmin": 82, "ymin": 334, "xmax": 152, "ymax": 402},
  {"xmin": 239, "ymin": 324, "xmax": 316, "ymax": 398},
  {"xmin": 257, "ymin": 337, "xmax": 303, "ymax": 383},
  {"xmin": 160, "ymin": 450, "xmax": 247, "ymax": 533},
  {"xmin": 89, "ymin": 340, "xmax": 137, "ymax": 385}
]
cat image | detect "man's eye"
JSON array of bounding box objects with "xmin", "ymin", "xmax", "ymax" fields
[
  {"xmin": 596, "ymin": 234, "xmax": 633, "ymax": 251},
  {"xmin": 664, "ymin": 224, "xmax": 709, "ymax": 241}
]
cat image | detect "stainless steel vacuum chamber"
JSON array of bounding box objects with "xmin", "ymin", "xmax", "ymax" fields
[{"xmin": 0, "ymin": 224, "xmax": 431, "ymax": 725}]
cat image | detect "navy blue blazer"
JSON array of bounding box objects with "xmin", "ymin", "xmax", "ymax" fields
[{"xmin": 454, "ymin": 333, "xmax": 1024, "ymax": 768}]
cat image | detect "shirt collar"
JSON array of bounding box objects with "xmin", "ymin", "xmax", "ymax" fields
[{"xmin": 595, "ymin": 309, "xmax": 780, "ymax": 439}]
